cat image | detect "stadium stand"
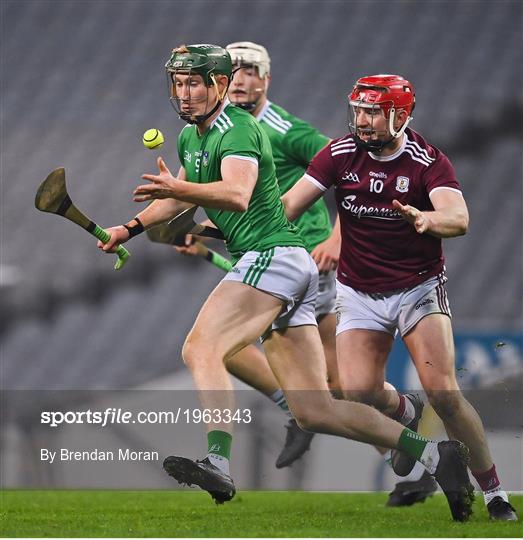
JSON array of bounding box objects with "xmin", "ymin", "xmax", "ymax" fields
[{"xmin": 1, "ymin": 0, "xmax": 522, "ymax": 390}]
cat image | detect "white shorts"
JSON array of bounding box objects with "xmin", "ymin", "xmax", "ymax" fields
[
  {"xmin": 223, "ymin": 246, "xmax": 319, "ymax": 332},
  {"xmin": 335, "ymin": 274, "xmax": 451, "ymax": 338},
  {"xmin": 316, "ymin": 270, "xmax": 336, "ymax": 318}
]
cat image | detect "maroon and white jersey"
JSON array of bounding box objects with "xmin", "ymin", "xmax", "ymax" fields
[{"xmin": 305, "ymin": 128, "xmax": 462, "ymax": 293}]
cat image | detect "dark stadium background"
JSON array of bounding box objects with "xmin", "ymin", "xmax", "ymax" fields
[{"xmin": 1, "ymin": 0, "xmax": 521, "ymax": 492}]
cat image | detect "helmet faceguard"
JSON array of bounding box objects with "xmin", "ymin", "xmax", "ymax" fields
[
  {"xmin": 348, "ymin": 74, "xmax": 415, "ymax": 152},
  {"xmin": 226, "ymin": 41, "xmax": 270, "ymax": 112},
  {"xmin": 165, "ymin": 44, "xmax": 232, "ymax": 124}
]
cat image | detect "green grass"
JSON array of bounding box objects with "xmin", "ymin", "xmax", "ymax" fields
[{"xmin": 1, "ymin": 490, "xmax": 521, "ymax": 537}]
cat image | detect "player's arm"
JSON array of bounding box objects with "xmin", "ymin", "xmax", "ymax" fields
[
  {"xmin": 281, "ymin": 175, "xmax": 324, "ymax": 222},
  {"xmin": 175, "ymin": 217, "xmax": 219, "ymax": 256},
  {"xmin": 134, "ymin": 156, "xmax": 256, "ymax": 212},
  {"xmin": 310, "ymin": 215, "xmax": 341, "ymax": 273},
  {"xmin": 392, "ymin": 188, "xmax": 469, "ymax": 238},
  {"xmin": 98, "ymin": 165, "xmax": 191, "ymax": 253}
]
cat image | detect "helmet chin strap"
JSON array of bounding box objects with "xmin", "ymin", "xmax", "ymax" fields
[
  {"xmin": 180, "ymin": 100, "xmax": 222, "ymax": 125},
  {"xmin": 354, "ymin": 135, "xmax": 394, "ymax": 152},
  {"xmin": 235, "ymin": 101, "xmax": 257, "ymax": 112},
  {"xmin": 388, "ymin": 107, "xmax": 413, "ymax": 138},
  {"xmin": 354, "ymin": 110, "xmax": 413, "ymax": 152},
  {"xmin": 232, "ymin": 87, "xmax": 264, "ymax": 112}
]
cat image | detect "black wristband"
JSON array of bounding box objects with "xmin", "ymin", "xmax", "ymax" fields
[{"xmin": 123, "ymin": 217, "xmax": 145, "ymax": 239}]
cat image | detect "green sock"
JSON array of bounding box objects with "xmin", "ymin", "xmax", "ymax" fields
[
  {"xmin": 207, "ymin": 430, "xmax": 232, "ymax": 460},
  {"xmin": 397, "ymin": 428, "xmax": 431, "ymax": 460}
]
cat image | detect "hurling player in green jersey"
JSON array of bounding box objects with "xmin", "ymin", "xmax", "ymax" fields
[
  {"xmin": 177, "ymin": 41, "xmax": 341, "ymax": 470},
  {"xmin": 98, "ymin": 45, "xmax": 470, "ymax": 512}
]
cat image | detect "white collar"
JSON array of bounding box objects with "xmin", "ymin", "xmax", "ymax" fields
[
  {"xmin": 255, "ymin": 99, "xmax": 272, "ymax": 121},
  {"xmin": 368, "ymin": 133, "xmax": 407, "ymax": 162}
]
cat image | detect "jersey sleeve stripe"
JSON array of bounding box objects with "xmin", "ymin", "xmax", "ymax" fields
[
  {"xmin": 222, "ymin": 112, "xmax": 234, "ymax": 128},
  {"xmin": 332, "ymin": 148, "xmax": 357, "ymax": 156},
  {"xmin": 428, "ymin": 186, "xmax": 463, "ymax": 197},
  {"xmin": 331, "ymin": 141, "xmax": 356, "ymax": 149},
  {"xmin": 403, "ymin": 147, "xmax": 432, "ymax": 167},
  {"xmin": 214, "ymin": 116, "xmax": 229, "ymax": 133},
  {"xmin": 266, "ymin": 108, "xmax": 292, "ymax": 129},
  {"xmin": 331, "ymin": 136, "xmax": 355, "ymax": 149},
  {"xmin": 303, "ymin": 173, "xmax": 328, "ymax": 192},
  {"xmin": 331, "ymin": 143, "xmax": 356, "ymax": 154},
  {"xmin": 222, "ymin": 155, "xmax": 259, "ymax": 166},
  {"xmin": 406, "ymin": 140, "xmax": 435, "ymax": 162},
  {"xmin": 219, "ymin": 116, "xmax": 231, "ymax": 131},
  {"xmin": 262, "ymin": 117, "xmax": 288, "ymax": 135},
  {"xmin": 266, "ymin": 110, "xmax": 291, "ymax": 130},
  {"xmin": 265, "ymin": 110, "xmax": 291, "ymax": 132},
  {"xmin": 405, "ymin": 146, "xmax": 433, "ymax": 165}
]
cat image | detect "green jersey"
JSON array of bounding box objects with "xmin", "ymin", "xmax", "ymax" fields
[
  {"xmin": 256, "ymin": 101, "xmax": 332, "ymax": 252},
  {"xmin": 178, "ymin": 101, "xmax": 304, "ymax": 262}
]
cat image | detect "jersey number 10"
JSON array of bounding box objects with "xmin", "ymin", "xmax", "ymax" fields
[{"xmin": 369, "ymin": 178, "xmax": 384, "ymax": 193}]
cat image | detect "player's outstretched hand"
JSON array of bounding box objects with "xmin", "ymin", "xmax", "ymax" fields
[
  {"xmin": 311, "ymin": 235, "xmax": 340, "ymax": 274},
  {"xmin": 134, "ymin": 157, "xmax": 178, "ymax": 202},
  {"xmin": 97, "ymin": 226, "xmax": 129, "ymax": 253},
  {"xmin": 392, "ymin": 199, "xmax": 429, "ymax": 234},
  {"xmin": 175, "ymin": 235, "xmax": 208, "ymax": 257}
]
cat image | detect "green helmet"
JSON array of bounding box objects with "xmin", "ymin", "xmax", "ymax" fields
[
  {"xmin": 165, "ymin": 44, "xmax": 232, "ymax": 86},
  {"xmin": 165, "ymin": 44, "xmax": 232, "ymax": 124}
]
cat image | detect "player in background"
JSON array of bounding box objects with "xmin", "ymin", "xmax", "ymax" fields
[
  {"xmin": 98, "ymin": 47, "xmax": 474, "ymax": 522},
  {"xmin": 281, "ymin": 74, "xmax": 517, "ymax": 521},
  {"xmin": 176, "ymin": 41, "xmax": 340, "ymax": 470},
  {"xmin": 178, "ymin": 42, "xmax": 435, "ymax": 506}
]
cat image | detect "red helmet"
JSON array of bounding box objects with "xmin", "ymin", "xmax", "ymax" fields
[
  {"xmin": 349, "ymin": 74, "xmax": 415, "ymax": 118},
  {"xmin": 348, "ymin": 75, "xmax": 415, "ymax": 150}
]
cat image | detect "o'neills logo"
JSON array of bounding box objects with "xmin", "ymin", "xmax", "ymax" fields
[
  {"xmin": 341, "ymin": 195, "xmax": 402, "ymax": 219},
  {"xmin": 415, "ymin": 298, "xmax": 435, "ymax": 310},
  {"xmin": 369, "ymin": 171, "xmax": 387, "ymax": 179}
]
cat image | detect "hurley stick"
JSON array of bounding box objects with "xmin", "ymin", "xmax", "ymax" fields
[
  {"xmin": 35, "ymin": 168, "xmax": 130, "ymax": 270},
  {"xmin": 147, "ymin": 223, "xmax": 232, "ymax": 272}
]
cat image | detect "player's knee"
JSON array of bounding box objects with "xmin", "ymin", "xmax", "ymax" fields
[
  {"xmin": 426, "ymin": 388, "xmax": 462, "ymax": 420},
  {"xmin": 294, "ymin": 414, "xmax": 323, "ymax": 434},
  {"xmin": 181, "ymin": 335, "xmax": 215, "ymax": 369},
  {"xmin": 342, "ymin": 388, "xmax": 381, "ymax": 408},
  {"xmin": 293, "ymin": 406, "xmax": 332, "ymax": 434},
  {"xmin": 181, "ymin": 337, "xmax": 197, "ymax": 368}
]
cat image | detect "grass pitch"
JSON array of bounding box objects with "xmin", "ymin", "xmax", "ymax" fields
[{"xmin": 1, "ymin": 490, "xmax": 521, "ymax": 537}]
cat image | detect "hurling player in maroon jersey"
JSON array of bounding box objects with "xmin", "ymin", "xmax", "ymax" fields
[{"xmin": 282, "ymin": 75, "xmax": 517, "ymax": 521}]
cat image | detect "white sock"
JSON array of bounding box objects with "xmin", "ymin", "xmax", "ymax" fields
[
  {"xmin": 402, "ymin": 395, "xmax": 416, "ymax": 426},
  {"xmin": 403, "ymin": 459, "xmax": 427, "ymax": 482},
  {"xmin": 419, "ymin": 442, "xmax": 440, "ymax": 475},
  {"xmin": 385, "ymin": 448, "xmax": 429, "ymax": 481},
  {"xmin": 207, "ymin": 453, "xmax": 230, "ymax": 475},
  {"xmin": 484, "ymin": 488, "xmax": 509, "ymax": 506},
  {"xmin": 270, "ymin": 389, "xmax": 293, "ymax": 419}
]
